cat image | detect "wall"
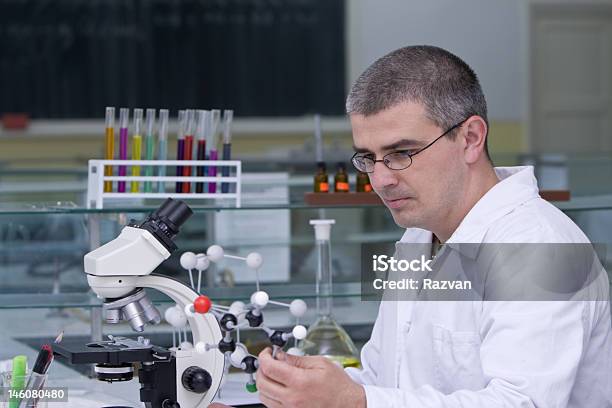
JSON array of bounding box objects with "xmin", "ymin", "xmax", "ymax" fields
[{"xmin": 348, "ymin": 0, "xmax": 524, "ymax": 122}]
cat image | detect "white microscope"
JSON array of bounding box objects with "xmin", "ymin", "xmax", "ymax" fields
[{"xmin": 54, "ymin": 199, "xmax": 226, "ymax": 408}]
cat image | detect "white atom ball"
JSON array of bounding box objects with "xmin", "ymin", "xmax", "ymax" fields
[
  {"xmin": 289, "ymin": 299, "xmax": 307, "ymax": 318},
  {"xmin": 230, "ymin": 347, "xmax": 248, "ymax": 366},
  {"xmin": 180, "ymin": 252, "xmax": 197, "ymax": 270},
  {"xmin": 246, "ymin": 252, "xmax": 263, "ymax": 269},
  {"xmin": 164, "ymin": 306, "xmax": 187, "ymax": 328},
  {"xmin": 292, "ymin": 325, "xmax": 307, "ymax": 340},
  {"xmin": 251, "ymin": 291, "xmax": 269, "ymax": 308},
  {"xmin": 195, "ymin": 254, "xmax": 210, "ymax": 271},
  {"xmin": 229, "ymin": 301, "xmax": 245, "ymax": 316},
  {"xmin": 206, "ymin": 245, "xmax": 225, "ymax": 262}
]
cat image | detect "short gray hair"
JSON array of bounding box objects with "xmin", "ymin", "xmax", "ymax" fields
[{"xmin": 346, "ymin": 45, "xmax": 488, "ymax": 142}]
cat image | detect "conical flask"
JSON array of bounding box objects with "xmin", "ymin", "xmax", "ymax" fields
[{"xmin": 301, "ymin": 219, "xmax": 360, "ymax": 368}]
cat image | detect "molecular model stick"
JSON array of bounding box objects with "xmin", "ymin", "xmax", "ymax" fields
[{"xmin": 174, "ymin": 245, "xmax": 308, "ymax": 392}]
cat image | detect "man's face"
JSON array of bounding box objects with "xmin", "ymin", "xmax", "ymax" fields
[{"xmin": 350, "ymin": 102, "xmax": 466, "ymax": 230}]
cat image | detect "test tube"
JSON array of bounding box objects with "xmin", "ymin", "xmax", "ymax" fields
[
  {"xmin": 182, "ymin": 109, "xmax": 195, "ymax": 193},
  {"xmin": 157, "ymin": 109, "xmax": 169, "ymax": 193},
  {"xmin": 144, "ymin": 108, "xmax": 156, "ymax": 192},
  {"xmin": 104, "ymin": 107, "xmax": 115, "ymax": 193},
  {"xmin": 131, "ymin": 108, "xmax": 143, "ymax": 193},
  {"xmin": 221, "ymin": 109, "xmax": 233, "ymax": 193},
  {"xmin": 175, "ymin": 110, "xmax": 186, "ymax": 193},
  {"xmin": 195, "ymin": 110, "xmax": 209, "ymax": 193},
  {"xmin": 118, "ymin": 108, "xmax": 130, "ymax": 193},
  {"xmin": 207, "ymin": 109, "xmax": 221, "ymax": 193}
]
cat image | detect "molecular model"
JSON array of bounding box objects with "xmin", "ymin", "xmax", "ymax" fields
[{"xmin": 166, "ymin": 245, "xmax": 308, "ymax": 393}]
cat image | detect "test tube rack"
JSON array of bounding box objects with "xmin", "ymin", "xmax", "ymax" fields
[{"xmin": 87, "ymin": 159, "xmax": 242, "ymax": 209}]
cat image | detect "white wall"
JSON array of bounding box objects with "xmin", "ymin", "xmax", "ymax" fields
[{"xmin": 347, "ymin": 0, "xmax": 524, "ymax": 121}]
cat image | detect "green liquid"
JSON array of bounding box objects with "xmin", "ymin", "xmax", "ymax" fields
[{"xmin": 144, "ymin": 135, "xmax": 155, "ymax": 192}]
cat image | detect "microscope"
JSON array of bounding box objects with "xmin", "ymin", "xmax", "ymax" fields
[{"xmin": 54, "ymin": 199, "xmax": 226, "ymax": 408}]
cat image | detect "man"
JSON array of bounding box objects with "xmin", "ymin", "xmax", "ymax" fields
[{"xmin": 211, "ymin": 46, "xmax": 611, "ymax": 407}]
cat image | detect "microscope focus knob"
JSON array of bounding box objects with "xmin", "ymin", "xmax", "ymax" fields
[
  {"xmin": 181, "ymin": 366, "xmax": 212, "ymax": 394},
  {"xmin": 161, "ymin": 399, "xmax": 180, "ymax": 408}
]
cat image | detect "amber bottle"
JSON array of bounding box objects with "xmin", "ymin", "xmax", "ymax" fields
[
  {"xmin": 356, "ymin": 171, "xmax": 372, "ymax": 192},
  {"xmin": 334, "ymin": 162, "xmax": 349, "ymax": 193},
  {"xmin": 314, "ymin": 162, "xmax": 329, "ymax": 193}
]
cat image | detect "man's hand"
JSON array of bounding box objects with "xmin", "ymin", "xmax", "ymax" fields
[
  {"xmin": 208, "ymin": 404, "xmax": 232, "ymax": 408},
  {"xmin": 256, "ymin": 348, "xmax": 366, "ymax": 408}
]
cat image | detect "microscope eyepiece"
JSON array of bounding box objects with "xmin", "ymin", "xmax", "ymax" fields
[
  {"xmin": 138, "ymin": 198, "xmax": 193, "ymax": 252},
  {"xmin": 152, "ymin": 198, "xmax": 193, "ymax": 233}
]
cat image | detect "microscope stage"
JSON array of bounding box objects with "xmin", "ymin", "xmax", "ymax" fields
[{"xmin": 54, "ymin": 338, "xmax": 172, "ymax": 365}]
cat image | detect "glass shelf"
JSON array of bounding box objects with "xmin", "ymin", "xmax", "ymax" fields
[
  {"xmin": 1, "ymin": 195, "xmax": 612, "ymax": 215},
  {"xmin": 555, "ymin": 194, "xmax": 612, "ymax": 212},
  {"xmin": 0, "ymin": 202, "xmax": 387, "ymax": 215}
]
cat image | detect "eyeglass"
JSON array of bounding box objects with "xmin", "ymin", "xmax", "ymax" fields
[{"xmin": 351, "ymin": 119, "xmax": 467, "ymax": 173}]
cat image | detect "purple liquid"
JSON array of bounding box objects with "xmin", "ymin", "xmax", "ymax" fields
[
  {"xmin": 118, "ymin": 127, "xmax": 128, "ymax": 192},
  {"xmin": 176, "ymin": 139, "xmax": 185, "ymax": 193},
  {"xmin": 208, "ymin": 150, "xmax": 218, "ymax": 193}
]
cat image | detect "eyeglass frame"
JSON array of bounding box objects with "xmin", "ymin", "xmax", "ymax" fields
[{"xmin": 351, "ymin": 119, "xmax": 468, "ymax": 173}]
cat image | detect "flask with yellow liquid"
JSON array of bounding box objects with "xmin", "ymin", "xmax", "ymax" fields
[{"xmin": 300, "ymin": 219, "xmax": 361, "ymax": 368}]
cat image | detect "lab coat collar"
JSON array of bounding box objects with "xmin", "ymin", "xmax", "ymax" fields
[{"xmin": 400, "ymin": 166, "xmax": 540, "ymax": 256}]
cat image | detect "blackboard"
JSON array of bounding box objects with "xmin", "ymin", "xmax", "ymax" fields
[{"xmin": 0, "ymin": 0, "xmax": 345, "ymax": 118}]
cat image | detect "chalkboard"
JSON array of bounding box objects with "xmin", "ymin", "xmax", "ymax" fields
[{"xmin": 0, "ymin": 0, "xmax": 345, "ymax": 118}]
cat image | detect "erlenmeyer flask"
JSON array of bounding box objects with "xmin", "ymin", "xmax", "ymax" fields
[{"xmin": 301, "ymin": 220, "xmax": 360, "ymax": 368}]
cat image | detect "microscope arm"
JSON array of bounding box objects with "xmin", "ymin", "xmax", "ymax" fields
[{"xmin": 135, "ymin": 275, "xmax": 226, "ymax": 408}]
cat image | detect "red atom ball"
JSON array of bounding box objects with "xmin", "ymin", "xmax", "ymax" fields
[{"xmin": 193, "ymin": 295, "xmax": 212, "ymax": 314}]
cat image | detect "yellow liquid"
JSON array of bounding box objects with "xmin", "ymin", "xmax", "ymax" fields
[
  {"xmin": 131, "ymin": 134, "xmax": 142, "ymax": 192},
  {"xmin": 104, "ymin": 128, "xmax": 114, "ymax": 192},
  {"xmin": 326, "ymin": 355, "xmax": 361, "ymax": 369}
]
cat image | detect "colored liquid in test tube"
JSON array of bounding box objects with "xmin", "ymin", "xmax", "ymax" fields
[
  {"xmin": 208, "ymin": 109, "xmax": 221, "ymax": 193},
  {"xmin": 104, "ymin": 107, "xmax": 115, "ymax": 192},
  {"xmin": 144, "ymin": 108, "xmax": 156, "ymax": 193},
  {"xmin": 175, "ymin": 110, "xmax": 186, "ymax": 193},
  {"xmin": 131, "ymin": 109, "xmax": 143, "ymax": 193},
  {"xmin": 182, "ymin": 110, "xmax": 195, "ymax": 193},
  {"xmin": 157, "ymin": 109, "xmax": 169, "ymax": 193},
  {"xmin": 221, "ymin": 109, "xmax": 233, "ymax": 193},
  {"xmin": 118, "ymin": 108, "xmax": 129, "ymax": 193},
  {"xmin": 195, "ymin": 110, "xmax": 209, "ymax": 193}
]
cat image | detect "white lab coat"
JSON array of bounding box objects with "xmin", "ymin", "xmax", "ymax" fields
[{"xmin": 346, "ymin": 166, "xmax": 612, "ymax": 408}]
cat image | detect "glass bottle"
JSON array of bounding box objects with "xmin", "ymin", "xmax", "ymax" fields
[
  {"xmin": 356, "ymin": 171, "xmax": 372, "ymax": 192},
  {"xmin": 301, "ymin": 219, "xmax": 360, "ymax": 368},
  {"xmin": 314, "ymin": 162, "xmax": 329, "ymax": 193},
  {"xmin": 334, "ymin": 162, "xmax": 349, "ymax": 193}
]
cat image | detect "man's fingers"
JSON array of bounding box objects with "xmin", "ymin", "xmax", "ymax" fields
[
  {"xmin": 257, "ymin": 367, "xmax": 289, "ymax": 401},
  {"xmin": 258, "ymin": 348, "xmax": 301, "ymax": 385},
  {"xmin": 259, "ymin": 393, "xmax": 283, "ymax": 408},
  {"xmin": 208, "ymin": 404, "xmax": 233, "ymax": 408},
  {"xmin": 256, "ymin": 369, "xmax": 285, "ymax": 408},
  {"xmin": 276, "ymin": 350, "xmax": 327, "ymax": 369}
]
